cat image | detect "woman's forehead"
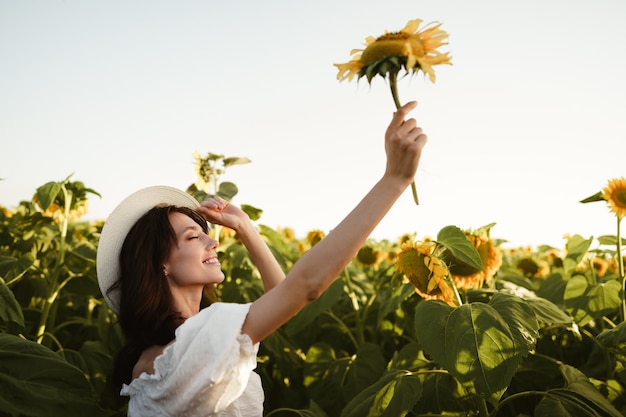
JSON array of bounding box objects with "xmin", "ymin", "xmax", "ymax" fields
[{"xmin": 168, "ymin": 211, "xmax": 202, "ymax": 232}]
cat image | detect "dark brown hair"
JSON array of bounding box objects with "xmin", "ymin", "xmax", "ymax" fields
[{"xmin": 110, "ymin": 205, "xmax": 211, "ymax": 389}]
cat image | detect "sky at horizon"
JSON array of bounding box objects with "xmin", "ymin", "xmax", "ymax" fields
[{"xmin": 2, "ymin": 0, "xmax": 625, "ymax": 249}]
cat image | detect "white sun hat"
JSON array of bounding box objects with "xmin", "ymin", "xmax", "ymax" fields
[{"xmin": 96, "ymin": 186, "xmax": 200, "ymax": 314}]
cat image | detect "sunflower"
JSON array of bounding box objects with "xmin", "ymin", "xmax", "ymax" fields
[
  {"xmin": 334, "ymin": 19, "xmax": 451, "ymax": 206},
  {"xmin": 307, "ymin": 229, "xmax": 326, "ymax": 247},
  {"xmin": 357, "ymin": 244, "xmax": 384, "ymax": 267},
  {"xmin": 32, "ymin": 181, "xmax": 93, "ymax": 221},
  {"xmin": 397, "ymin": 241, "xmax": 457, "ymax": 306},
  {"xmin": 334, "ymin": 19, "xmax": 452, "ymax": 88},
  {"xmin": 602, "ymin": 177, "xmax": 626, "ymax": 218}
]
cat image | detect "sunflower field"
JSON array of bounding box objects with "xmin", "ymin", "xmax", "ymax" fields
[{"xmin": 1, "ymin": 155, "xmax": 625, "ymax": 417}]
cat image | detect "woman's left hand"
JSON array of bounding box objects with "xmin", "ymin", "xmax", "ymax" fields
[{"xmin": 197, "ymin": 196, "xmax": 248, "ymax": 231}]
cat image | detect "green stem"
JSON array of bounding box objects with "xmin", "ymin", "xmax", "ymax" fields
[
  {"xmin": 436, "ymin": 244, "xmax": 463, "ymax": 306},
  {"xmin": 325, "ymin": 311, "xmax": 360, "ymax": 350},
  {"xmin": 37, "ymin": 332, "xmax": 64, "ymax": 352},
  {"xmin": 446, "ymin": 274, "xmax": 464, "ymax": 307},
  {"xmin": 478, "ymin": 398, "xmax": 489, "ymax": 417},
  {"xmin": 617, "ymin": 216, "xmax": 624, "ymax": 321},
  {"xmin": 341, "ymin": 270, "xmax": 366, "ymax": 345},
  {"xmin": 389, "ymin": 71, "xmax": 419, "ymax": 206},
  {"xmin": 389, "ymin": 71, "xmax": 402, "ymax": 110},
  {"xmin": 36, "ymin": 184, "xmax": 71, "ymax": 342},
  {"xmin": 489, "ymin": 391, "xmax": 547, "ymax": 417}
]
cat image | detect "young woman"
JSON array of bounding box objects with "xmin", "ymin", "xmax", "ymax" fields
[{"xmin": 97, "ymin": 101, "xmax": 428, "ymax": 416}]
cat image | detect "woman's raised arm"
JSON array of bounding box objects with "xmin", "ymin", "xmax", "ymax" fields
[{"xmin": 242, "ymin": 101, "xmax": 428, "ymax": 344}]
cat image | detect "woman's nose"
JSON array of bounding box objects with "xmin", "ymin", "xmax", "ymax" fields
[{"xmin": 204, "ymin": 234, "xmax": 219, "ymax": 249}]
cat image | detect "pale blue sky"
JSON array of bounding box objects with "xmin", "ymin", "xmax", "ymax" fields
[{"xmin": 2, "ymin": 0, "xmax": 625, "ymax": 248}]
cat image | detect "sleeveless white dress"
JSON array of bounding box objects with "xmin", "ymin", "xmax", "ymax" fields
[{"xmin": 120, "ymin": 303, "xmax": 264, "ymax": 416}]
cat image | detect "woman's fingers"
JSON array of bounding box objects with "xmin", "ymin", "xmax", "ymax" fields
[
  {"xmin": 387, "ymin": 101, "xmax": 417, "ymax": 130},
  {"xmin": 200, "ymin": 196, "xmax": 227, "ymax": 211}
]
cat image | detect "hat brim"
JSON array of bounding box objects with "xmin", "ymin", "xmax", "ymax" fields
[{"xmin": 96, "ymin": 186, "xmax": 200, "ymax": 314}]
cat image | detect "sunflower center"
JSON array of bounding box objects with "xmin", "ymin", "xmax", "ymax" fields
[
  {"xmin": 360, "ymin": 32, "xmax": 425, "ymax": 66},
  {"xmin": 612, "ymin": 189, "xmax": 626, "ymax": 208}
]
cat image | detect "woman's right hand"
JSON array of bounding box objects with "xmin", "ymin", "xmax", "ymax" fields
[
  {"xmin": 197, "ymin": 196, "xmax": 248, "ymax": 232},
  {"xmin": 384, "ymin": 101, "xmax": 428, "ymax": 185}
]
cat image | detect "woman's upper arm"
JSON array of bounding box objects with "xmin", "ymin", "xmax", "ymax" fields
[{"xmin": 241, "ymin": 275, "xmax": 313, "ymax": 344}]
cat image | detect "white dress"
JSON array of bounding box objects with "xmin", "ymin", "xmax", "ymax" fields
[{"xmin": 120, "ymin": 303, "xmax": 264, "ymax": 416}]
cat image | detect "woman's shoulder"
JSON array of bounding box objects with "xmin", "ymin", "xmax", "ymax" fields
[
  {"xmin": 177, "ymin": 302, "xmax": 251, "ymax": 335},
  {"xmin": 132, "ymin": 343, "xmax": 171, "ymax": 379}
]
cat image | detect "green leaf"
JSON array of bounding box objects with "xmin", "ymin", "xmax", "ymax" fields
[
  {"xmin": 535, "ymin": 364, "xmax": 623, "ymax": 417},
  {"xmin": 368, "ymin": 373, "xmax": 422, "ymax": 417},
  {"xmin": 222, "ymin": 156, "xmax": 251, "ymax": 168},
  {"xmin": 0, "ymin": 279, "xmax": 24, "ymax": 328},
  {"xmin": 286, "ymin": 279, "xmax": 343, "ymax": 336},
  {"xmin": 488, "ymin": 293, "xmax": 539, "ymax": 355},
  {"xmin": 564, "ymin": 277, "xmax": 621, "ymax": 325},
  {"xmin": 0, "ymin": 334, "xmax": 114, "ymax": 417},
  {"xmin": 415, "ymin": 300, "xmax": 523, "ymax": 404},
  {"xmin": 564, "ymin": 276, "xmax": 592, "ymax": 326},
  {"xmin": 217, "ymin": 181, "xmax": 238, "ymax": 200},
  {"xmin": 563, "ymin": 235, "xmax": 593, "ymax": 275},
  {"xmin": 597, "ymin": 321, "xmax": 626, "ymax": 364},
  {"xmin": 413, "ymin": 301, "xmax": 453, "ymax": 361},
  {"xmin": 304, "ymin": 342, "xmax": 385, "ymax": 414},
  {"xmin": 377, "ymin": 282, "xmax": 415, "ymax": 327},
  {"xmin": 536, "ymin": 273, "xmax": 567, "ymax": 305},
  {"xmin": 339, "ymin": 371, "xmax": 418, "ymax": 417},
  {"xmin": 523, "ymin": 296, "xmax": 573, "ymax": 325},
  {"xmin": 597, "ymin": 235, "xmax": 626, "ymax": 246},
  {"xmin": 35, "ymin": 181, "xmax": 63, "ymax": 211},
  {"xmin": 241, "ymin": 203, "xmax": 263, "ymax": 221},
  {"xmin": 0, "ymin": 253, "xmax": 35, "ymax": 284},
  {"xmin": 436, "ymin": 225, "xmax": 484, "ymax": 271},
  {"xmin": 387, "ymin": 342, "xmax": 429, "ymax": 371},
  {"xmin": 414, "ymin": 372, "xmax": 469, "ymax": 414},
  {"xmin": 580, "ymin": 191, "xmax": 605, "ymax": 204},
  {"xmin": 586, "ymin": 280, "xmax": 622, "ymax": 318},
  {"xmin": 344, "ymin": 343, "xmax": 387, "ymax": 399}
]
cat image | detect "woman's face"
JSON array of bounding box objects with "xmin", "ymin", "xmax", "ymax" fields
[{"xmin": 162, "ymin": 212, "xmax": 224, "ymax": 288}]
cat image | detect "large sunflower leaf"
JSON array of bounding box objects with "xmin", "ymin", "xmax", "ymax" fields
[
  {"xmin": 534, "ymin": 364, "xmax": 623, "ymax": 417},
  {"xmin": 414, "ymin": 372, "xmax": 470, "ymax": 414},
  {"xmin": 563, "ymin": 277, "xmax": 620, "ymax": 325},
  {"xmin": 523, "ymin": 296, "xmax": 573, "ymax": 325},
  {"xmin": 586, "ymin": 280, "xmax": 622, "ymax": 317},
  {"xmin": 303, "ymin": 342, "xmax": 346, "ymax": 410},
  {"xmin": 304, "ymin": 342, "xmax": 385, "ymax": 413},
  {"xmin": 0, "ymin": 334, "xmax": 114, "ymax": 417},
  {"xmin": 415, "ymin": 300, "xmax": 522, "ymax": 404},
  {"xmin": 368, "ymin": 373, "xmax": 422, "ymax": 417},
  {"xmin": 536, "ymin": 272, "xmax": 567, "ymax": 305},
  {"xmin": 597, "ymin": 321, "xmax": 626, "ymax": 364},
  {"xmin": 343, "ymin": 343, "xmax": 387, "ymax": 399},
  {"xmin": 488, "ymin": 292, "xmax": 539, "ymax": 355},
  {"xmin": 436, "ymin": 225, "xmax": 484, "ymax": 271},
  {"xmin": 340, "ymin": 371, "xmax": 406, "ymax": 417},
  {"xmin": 0, "ymin": 253, "xmax": 34, "ymax": 284},
  {"xmin": 286, "ymin": 278, "xmax": 343, "ymax": 336},
  {"xmin": 413, "ymin": 300, "xmax": 452, "ymax": 359},
  {"xmin": 34, "ymin": 180, "xmax": 63, "ymax": 211},
  {"xmin": 0, "ymin": 279, "xmax": 24, "ymax": 328}
]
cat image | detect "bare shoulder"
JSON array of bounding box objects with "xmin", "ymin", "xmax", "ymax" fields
[{"xmin": 132, "ymin": 344, "xmax": 169, "ymax": 379}]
